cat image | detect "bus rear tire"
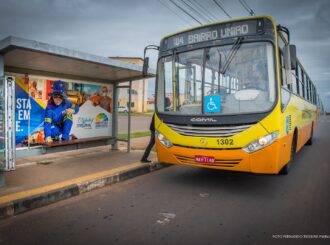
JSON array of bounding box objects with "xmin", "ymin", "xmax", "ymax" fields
[
  {"xmin": 306, "ymin": 122, "xmax": 313, "ymax": 146},
  {"xmin": 279, "ymin": 130, "xmax": 297, "ymax": 175}
]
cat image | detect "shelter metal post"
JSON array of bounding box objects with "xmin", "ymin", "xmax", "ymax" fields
[
  {"xmin": 115, "ymin": 83, "xmax": 132, "ymax": 153},
  {"xmin": 111, "ymin": 82, "xmax": 119, "ymax": 150},
  {"xmin": 127, "ymin": 81, "xmax": 132, "ymax": 153}
]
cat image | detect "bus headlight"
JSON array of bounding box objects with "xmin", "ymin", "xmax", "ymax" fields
[
  {"xmin": 242, "ymin": 131, "xmax": 279, "ymax": 153},
  {"xmin": 156, "ymin": 131, "xmax": 173, "ymax": 148}
]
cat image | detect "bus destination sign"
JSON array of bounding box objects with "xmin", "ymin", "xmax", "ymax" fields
[{"xmin": 163, "ymin": 20, "xmax": 258, "ymax": 50}]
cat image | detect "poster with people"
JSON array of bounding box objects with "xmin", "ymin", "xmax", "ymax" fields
[
  {"xmin": 70, "ymin": 83, "xmax": 112, "ymax": 139},
  {"xmin": 14, "ymin": 74, "xmax": 113, "ymax": 148}
]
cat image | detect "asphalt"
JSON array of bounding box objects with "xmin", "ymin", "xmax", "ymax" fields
[
  {"xmin": 0, "ymin": 136, "xmax": 169, "ymax": 219},
  {"xmin": 1, "ymin": 118, "xmax": 329, "ymax": 245}
]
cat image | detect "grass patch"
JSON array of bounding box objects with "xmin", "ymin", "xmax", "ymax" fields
[
  {"xmin": 117, "ymin": 131, "xmax": 150, "ymax": 140},
  {"xmin": 118, "ymin": 112, "xmax": 153, "ymax": 117}
]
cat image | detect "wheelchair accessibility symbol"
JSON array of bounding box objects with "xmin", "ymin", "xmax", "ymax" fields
[
  {"xmin": 207, "ymin": 98, "xmax": 218, "ymax": 111},
  {"xmin": 204, "ymin": 95, "xmax": 221, "ymax": 113}
]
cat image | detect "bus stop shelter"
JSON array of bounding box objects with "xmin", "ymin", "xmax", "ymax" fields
[{"xmin": 0, "ymin": 36, "xmax": 155, "ymax": 186}]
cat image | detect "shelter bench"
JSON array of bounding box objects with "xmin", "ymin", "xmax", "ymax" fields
[{"xmin": 42, "ymin": 136, "xmax": 116, "ymax": 154}]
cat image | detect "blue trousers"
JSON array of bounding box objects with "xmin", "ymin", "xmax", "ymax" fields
[{"xmin": 49, "ymin": 117, "xmax": 73, "ymax": 141}]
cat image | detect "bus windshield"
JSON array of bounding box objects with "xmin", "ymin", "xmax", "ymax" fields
[{"xmin": 156, "ymin": 42, "xmax": 276, "ymax": 115}]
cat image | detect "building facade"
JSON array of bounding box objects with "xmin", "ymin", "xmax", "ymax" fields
[{"xmin": 111, "ymin": 57, "xmax": 149, "ymax": 113}]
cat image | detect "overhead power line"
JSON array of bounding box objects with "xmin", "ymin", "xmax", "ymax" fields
[
  {"xmin": 181, "ymin": 0, "xmax": 211, "ymax": 23},
  {"xmin": 168, "ymin": 0, "xmax": 203, "ymax": 25},
  {"xmin": 159, "ymin": 0, "xmax": 235, "ymax": 27},
  {"xmin": 212, "ymin": 0, "xmax": 232, "ymax": 19},
  {"xmin": 238, "ymin": 0, "xmax": 255, "ymax": 16},
  {"xmin": 188, "ymin": 0, "xmax": 218, "ymax": 22},
  {"xmin": 158, "ymin": 0, "xmax": 194, "ymax": 26}
]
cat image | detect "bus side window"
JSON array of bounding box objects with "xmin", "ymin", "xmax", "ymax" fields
[
  {"xmin": 298, "ymin": 65, "xmax": 304, "ymax": 98},
  {"xmin": 301, "ymin": 70, "xmax": 305, "ymax": 99},
  {"xmin": 281, "ymin": 87, "xmax": 291, "ymax": 111},
  {"xmin": 279, "ymin": 49, "xmax": 292, "ymax": 92},
  {"xmin": 296, "ymin": 65, "xmax": 299, "ymax": 96},
  {"xmin": 291, "ymin": 70, "xmax": 297, "ymax": 94},
  {"xmin": 303, "ymin": 73, "xmax": 308, "ymax": 100},
  {"xmin": 278, "ymin": 35, "xmax": 292, "ymax": 89},
  {"xmin": 295, "ymin": 66, "xmax": 300, "ymax": 95},
  {"xmin": 311, "ymin": 84, "xmax": 315, "ymax": 104},
  {"xmin": 306, "ymin": 77, "xmax": 309, "ymax": 101},
  {"xmin": 308, "ymin": 80, "xmax": 312, "ymax": 103},
  {"xmin": 296, "ymin": 64, "xmax": 301, "ymax": 96},
  {"xmin": 306, "ymin": 79, "xmax": 310, "ymax": 102},
  {"xmin": 279, "ymin": 50, "xmax": 285, "ymax": 86}
]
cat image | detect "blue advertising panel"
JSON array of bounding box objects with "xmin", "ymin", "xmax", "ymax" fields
[
  {"xmin": 14, "ymin": 74, "xmax": 113, "ymax": 148},
  {"xmin": 15, "ymin": 79, "xmax": 45, "ymax": 147}
]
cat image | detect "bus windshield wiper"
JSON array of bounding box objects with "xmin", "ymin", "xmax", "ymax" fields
[{"xmin": 220, "ymin": 37, "xmax": 243, "ymax": 75}]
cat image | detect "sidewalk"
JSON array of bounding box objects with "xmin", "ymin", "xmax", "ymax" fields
[{"xmin": 0, "ymin": 136, "xmax": 168, "ymax": 219}]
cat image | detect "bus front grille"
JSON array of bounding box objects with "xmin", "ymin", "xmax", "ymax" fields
[
  {"xmin": 174, "ymin": 154, "xmax": 241, "ymax": 167},
  {"xmin": 167, "ymin": 123, "xmax": 255, "ymax": 137}
]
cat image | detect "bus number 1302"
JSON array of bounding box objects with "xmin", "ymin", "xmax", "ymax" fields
[{"xmin": 217, "ymin": 139, "xmax": 234, "ymax": 146}]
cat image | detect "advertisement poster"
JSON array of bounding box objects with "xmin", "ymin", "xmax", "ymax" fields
[
  {"xmin": 71, "ymin": 83, "xmax": 112, "ymax": 138},
  {"xmin": 14, "ymin": 74, "xmax": 113, "ymax": 148},
  {"xmin": 15, "ymin": 77, "xmax": 46, "ymax": 147}
]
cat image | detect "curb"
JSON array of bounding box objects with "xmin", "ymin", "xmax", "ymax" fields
[{"xmin": 0, "ymin": 162, "xmax": 171, "ymax": 219}]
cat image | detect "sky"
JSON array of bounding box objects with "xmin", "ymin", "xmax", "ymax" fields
[{"xmin": 0, "ymin": 0, "xmax": 329, "ymax": 111}]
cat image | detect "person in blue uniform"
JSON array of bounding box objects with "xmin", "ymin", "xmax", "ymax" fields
[{"xmin": 44, "ymin": 80, "xmax": 79, "ymax": 143}]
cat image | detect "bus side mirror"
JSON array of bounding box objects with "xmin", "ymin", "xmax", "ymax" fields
[
  {"xmin": 142, "ymin": 45, "xmax": 159, "ymax": 77},
  {"xmin": 289, "ymin": 45, "xmax": 297, "ymax": 70},
  {"xmin": 143, "ymin": 57, "xmax": 149, "ymax": 77}
]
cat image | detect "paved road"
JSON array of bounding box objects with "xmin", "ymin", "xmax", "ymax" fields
[
  {"xmin": 118, "ymin": 114, "xmax": 152, "ymax": 134},
  {"xmin": 0, "ymin": 118, "xmax": 329, "ymax": 245}
]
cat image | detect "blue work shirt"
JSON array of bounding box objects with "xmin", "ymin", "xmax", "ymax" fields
[{"xmin": 44, "ymin": 99, "xmax": 79, "ymax": 138}]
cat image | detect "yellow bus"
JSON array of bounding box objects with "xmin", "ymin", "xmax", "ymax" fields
[{"xmin": 147, "ymin": 16, "xmax": 322, "ymax": 174}]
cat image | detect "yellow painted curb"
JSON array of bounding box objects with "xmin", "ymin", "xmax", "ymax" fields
[{"xmin": 0, "ymin": 162, "xmax": 143, "ymax": 205}]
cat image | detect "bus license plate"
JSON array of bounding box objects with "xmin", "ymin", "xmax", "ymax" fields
[{"xmin": 195, "ymin": 155, "xmax": 215, "ymax": 163}]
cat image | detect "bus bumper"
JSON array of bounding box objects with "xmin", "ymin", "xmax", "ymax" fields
[{"xmin": 155, "ymin": 139, "xmax": 281, "ymax": 174}]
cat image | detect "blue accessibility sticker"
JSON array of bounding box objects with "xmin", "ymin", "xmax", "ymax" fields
[{"xmin": 204, "ymin": 95, "xmax": 221, "ymax": 113}]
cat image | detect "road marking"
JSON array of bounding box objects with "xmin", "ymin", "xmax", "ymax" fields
[
  {"xmin": 199, "ymin": 193, "xmax": 210, "ymax": 198},
  {"xmin": 157, "ymin": 213, "xmax": 176, "ymax": 225}
]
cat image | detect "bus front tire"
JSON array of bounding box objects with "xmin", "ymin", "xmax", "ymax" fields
[
  {"xmin": 279, "ymin": 162, "xmax": 290, "ymax": 175},
  {"xmin": 279, "ymin": 131, "xmax": 297, "ymax": 175}
]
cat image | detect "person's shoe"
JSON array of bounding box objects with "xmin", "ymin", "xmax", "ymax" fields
[{"xmin": 140, "ymin": 159, "xmax": 152, "ymax": 163}]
